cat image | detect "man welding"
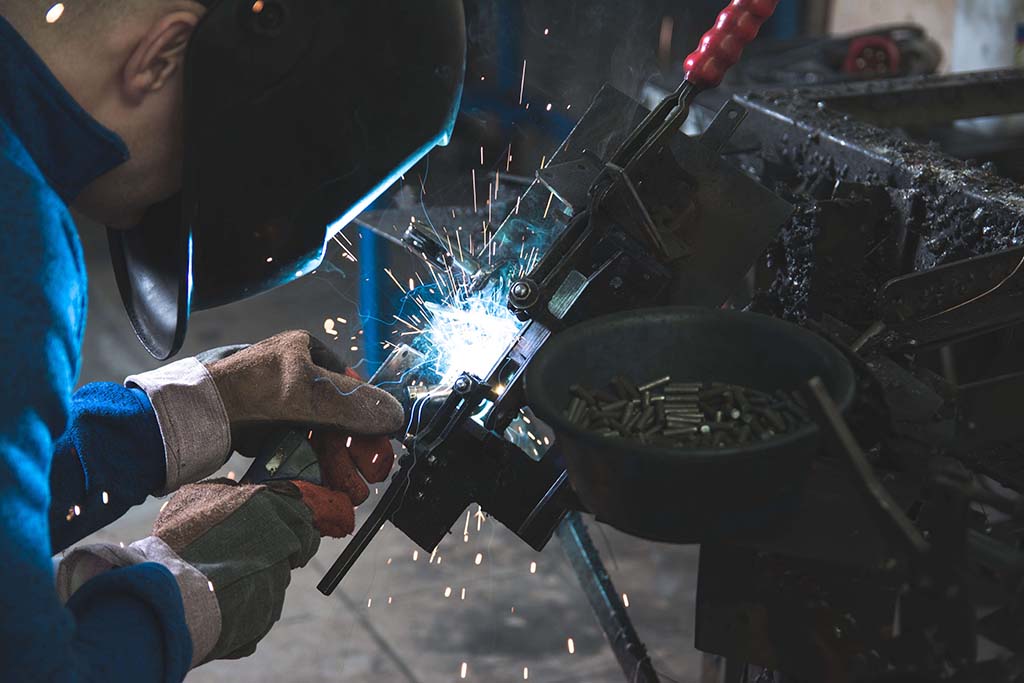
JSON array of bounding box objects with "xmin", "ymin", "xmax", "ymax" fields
[{"xmin": 0, "ymin": 0, "xmax": 464, "ymax": 679}]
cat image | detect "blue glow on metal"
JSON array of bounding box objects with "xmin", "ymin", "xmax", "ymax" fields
[
  {"xmin": 185, "ymin": 233, "xmax": 194, "ymax": 312},
  {"xmin": 416, "ymin": 282, "xmax": 522, "ymax": 387}
]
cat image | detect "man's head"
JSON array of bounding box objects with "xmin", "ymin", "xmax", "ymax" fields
[
  {"xmin": 2, "ymin": 0, "xmax": 207, "ymax": 228},
  {"xmin": 5, "ymin": 0, "xmax": 466, "ymax": 359}
]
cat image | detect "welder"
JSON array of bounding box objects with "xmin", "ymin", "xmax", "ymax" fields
[{"xmin": 0, "ymin": 0, "xmax": 464, "ymax": 679}]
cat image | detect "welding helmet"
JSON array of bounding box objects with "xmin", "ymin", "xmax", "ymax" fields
[{"xmin": 109, "ymin": 0, "xmax": 466, "ymax": 359}]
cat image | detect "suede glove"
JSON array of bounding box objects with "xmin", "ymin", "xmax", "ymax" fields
[
  {"xmin": 57, "ymin": 477, "xmax": 352, "ymax": 666},
  {"xmin": 126, "ymin": 330, "xmax": 404, "ymax": 495}
]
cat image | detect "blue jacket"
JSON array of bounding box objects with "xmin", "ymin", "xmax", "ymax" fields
[{"xmin": 0, "ymin": 16, "xmax": 193, "ymax": 681}]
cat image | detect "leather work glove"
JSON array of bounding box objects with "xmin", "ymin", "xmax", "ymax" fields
[
  {"xmin": 125, "ymin": 330, "xmax": 404, "ymax": 496},
  {"xmin": 57, "ymin": 476, "xmax": 352, "ymax": 666}
]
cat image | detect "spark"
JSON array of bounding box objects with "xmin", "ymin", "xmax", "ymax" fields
[
  {"xmin": 461, "ymin": 587, "xmax": 467, "ymax": 600},
  {"xmin": 323, "ymin": 319, "xmax": 338, "ymax": 336},
  {"xmin": 529, "ymin": 561, "xmax": 537, "ymax": 574},
  {"xmin": 474, "ymin": 553, "xmax": 483, "ymax": 566},
  {"xmin": 345, "ymin": 435, "xmax": 353, "ymax": 448},
  {"xmin": 567, "ymin": 638, "xmax": 575, "ymax": 654},
  {"xmin": 101, "ymin": 491, "xmax": 109, "ymax": 505},
  {"xmin": 524, "ymin": 667, "xmax": 529, "ymax": 680},
  {"xmin": 332, "ymin": 234, "xmax": 358, "ymax": 262},
  {"xmin": 227, "ymin": 471, "xmax": 236, "ymax": 480},
  {"xmin": 413, "ymin": 550, "xmax": 419, "ymax": 562},
  {"xmin": 444, "ymin": 586, "xmax": 452, "ymax": 598},
  {"xmin": 45, "ymin": 3, "xmax": 64, "ymax": 23},
  {"xmin": 546, "ymin": 103, "xmax": 553, "ymax": 112},
  {"xmin": 208, "ymin": 580, "xmax": 215, "ymax": 592},
  {"xmin": 480, "ymin": 146, "xmax": 485, "ymax": 166},
  {"xmin": 384, "ymin": 268, "xmax": 407, "ymax": 293},
  {"xmin": 543, "ymin": 191, "xmax": 555, "ymax": 219},
  {"xmin": 622, "ymin": 593, "xmax": 630, "ymax": 607},
  {"xmin": 519, "ymin": 59, "xmax": 527, "ymax": 105},
  {"xmin": 460, "ymin": 662, "xmax": 468, "ymax": 679},
  {"xmin": 472, "ymin": 169, "xmax": 478, "ymax": 213}
]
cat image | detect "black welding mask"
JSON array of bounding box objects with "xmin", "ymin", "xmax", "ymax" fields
[{"xmin": 109, "ymin": 0, "xmax": 466, "ymax": 359}]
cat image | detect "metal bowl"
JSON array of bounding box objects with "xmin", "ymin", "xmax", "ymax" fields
[{"xmin": 525, "ymin": 307, "xmax": 856, "ymax": 543}]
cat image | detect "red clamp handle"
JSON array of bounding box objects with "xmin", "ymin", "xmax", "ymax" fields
[{"xmin": 684, "ymin": 0, "xmax": 780, "ymax": 90}]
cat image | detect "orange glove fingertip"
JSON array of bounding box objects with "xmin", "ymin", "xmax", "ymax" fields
[{"xmin": 292, "ymin": 481, "xmax": 355, "ymax": 538}]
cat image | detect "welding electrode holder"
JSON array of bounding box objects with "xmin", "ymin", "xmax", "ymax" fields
[
  {"xmin": 683, "ymin": 0, "xmax": 781, "ymax": 90},
  {"xmin": 606, "ymin": 0, "xmax": 778, "ymax": 178}
]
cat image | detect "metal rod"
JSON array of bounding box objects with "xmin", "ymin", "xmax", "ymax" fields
[
  {"xmin": 557, "ymin": 511, "xmax": 660, "ymax": 683},
  {"xmin": 317, "ymin": 469, "xmax": 410, "ymax": 595}
]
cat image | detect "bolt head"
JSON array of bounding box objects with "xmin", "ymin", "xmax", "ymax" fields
[
  {"xmin": 511, "ymin": 282, "xmax": 531, "ymax": 300},
  {"xmin": 454, "ymin": 377, "xmax": 472, "ymax": 393}
]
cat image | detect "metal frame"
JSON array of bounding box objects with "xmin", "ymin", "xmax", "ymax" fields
[{"xmin": 691, "ymin": 69, "xmax": 1024, "ymax": 681}]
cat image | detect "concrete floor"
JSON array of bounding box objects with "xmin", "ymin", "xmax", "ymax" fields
[{"xmin": 70, "ymin": 220, "xmax": 703, "ymax": 683}]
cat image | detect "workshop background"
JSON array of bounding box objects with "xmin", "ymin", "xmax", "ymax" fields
[{"xmin": 68, "ymin": 0, "xmax": 1024, "ymax": 681}]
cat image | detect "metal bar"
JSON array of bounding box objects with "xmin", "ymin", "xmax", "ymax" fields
[
  {"xmin": 317, "ymin": 470, "xmax": 409, "ymax": 595},
  {"xmin": 800, "ymin": 377, "xmax": 930, "ymax": 558},
  {"xmin": 735, "ymin": 70, "xmax": 1024, "ymax": 275},
  {"xmin": 557, "ymin": 511, "xmax": 660, "ymax": 683},
  {"xmin": 358, "ymin": 225, "xmax": 388, "ymax": 375},
  {"xmin": 819, "ymin": 69, "xmax": 1024, "ymax": 128}
]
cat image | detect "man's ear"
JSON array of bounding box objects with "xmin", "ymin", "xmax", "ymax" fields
[{"xmin": 122, "ymin": 10, "xmax": 202, "ymax": 104}]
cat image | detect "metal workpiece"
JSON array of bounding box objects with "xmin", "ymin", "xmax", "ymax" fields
[
  {"xmin": 736, "ymin": 69, "xmax": 1024, "ymax": 272},
  {"xmin": 557, "ymin": 512, "xmax": 660, "ymax": 683}
]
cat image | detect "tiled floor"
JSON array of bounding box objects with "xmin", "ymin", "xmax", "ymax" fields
[{"xmin": 71, "ymin": 221, "xmax": 703, "ymax": 683}]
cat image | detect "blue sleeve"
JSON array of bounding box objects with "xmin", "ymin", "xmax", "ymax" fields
[
  {"xmin": 62, "ymin": 563, "xmax": 193, "ymax": 681},
  {"xmin": 50, "ymin": 384, "xmax": 167, "ymax": 553},
  {"xmin": 0, "ymin": 126, "xmax": 191, "ymax": 681}
]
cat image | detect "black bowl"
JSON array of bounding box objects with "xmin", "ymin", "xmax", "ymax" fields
[{"xmin": 525, "ymin": 307, "xmax": 856, "ymax": 543}]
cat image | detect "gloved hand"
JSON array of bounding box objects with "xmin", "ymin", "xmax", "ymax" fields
[
  {"xmin": 126, "ymin": 330, "xmax": 404, "ymax": 495},
  {"xmin": 57, "ymin": 476, "xmax": 352, "ymax": 666}
]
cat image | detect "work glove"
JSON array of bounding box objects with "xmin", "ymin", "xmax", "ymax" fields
[
  {"xmin": 57, "ymin": 476, "xmax": 352, "ymax": 665},
  {"xmin": 125, "ymin": 330, "xmax": 404, "ymax": 496}
]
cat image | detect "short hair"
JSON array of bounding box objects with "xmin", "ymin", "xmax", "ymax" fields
[{"xmin": 1, "ymin": 0, "xmax": 168, "ymax": 49}]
